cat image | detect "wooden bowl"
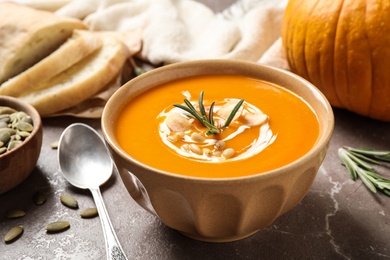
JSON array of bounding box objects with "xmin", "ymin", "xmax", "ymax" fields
[
  {"xmin": 102, "ymin": 60, "xmax": 334, "ymax": 242},
  {"xmin": 0, "ymin": 96, "xmax": 42, "ymax": 194}
]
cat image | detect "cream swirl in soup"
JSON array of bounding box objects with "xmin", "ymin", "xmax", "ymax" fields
[{"xmin": 158, "ymin": 92, "xmax": 276, "ymax": 162}]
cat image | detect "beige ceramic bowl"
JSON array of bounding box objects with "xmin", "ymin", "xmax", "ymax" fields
[
  {"xmin": 102, "ymin": 60, "xmax": 334, "ymax": 242},
  {"xmin": 0, "ymin": 96, "xmax": 42, "ymax": 194}
]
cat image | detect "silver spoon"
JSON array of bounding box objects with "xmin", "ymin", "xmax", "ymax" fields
[{"xmin": 58, "ymin": 123, "xmax": 127, "ymax": 260}]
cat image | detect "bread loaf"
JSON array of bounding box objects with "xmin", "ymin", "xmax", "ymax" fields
[
  {"xmin": 9, "ymin": 0, "xmax": 73, "ymax": 11},
  {"xmin": 0, "ymin": 30, "xmax": 102, "ymax": 96},
  {"xmin": 0, "ymin": 2, "xmax": 86, "ymax": 84},
  {"xmin": 19, "ymin": 34, "xmax": 129, "ymax": 116}
]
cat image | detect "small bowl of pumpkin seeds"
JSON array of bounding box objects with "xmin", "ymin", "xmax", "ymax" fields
[{"xmin": 0, "ymin": 96, "xmax": 42, "ymax": 194}]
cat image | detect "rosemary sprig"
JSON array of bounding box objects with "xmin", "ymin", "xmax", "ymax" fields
[
  {"xmin": 338, "ymin": 146, "xmax": 390, "ymax": 196},
  {"xmin": 224, "ymin": 99, "xmax": 244, "ymax": 127},
  {"xmin": 129, "ymin": 57, "xmax": 147, "ymax": 76},
  {"xmin": 173, "ymin": 91, "xmax": 244, "ymax": 136}
]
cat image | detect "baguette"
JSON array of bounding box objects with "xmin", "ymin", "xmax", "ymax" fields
[
  {"xmin": 19, "ymin": 34, "xmax": 129, "ymax": 116},
  {"xmin": 0, "ymin": 30, "xmax": 102, "ymax": 96},
  {"xmin": 0, "ymin": 3, "xmax": 86, "ymax": 84}
]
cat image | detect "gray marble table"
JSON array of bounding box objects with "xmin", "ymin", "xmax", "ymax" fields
[
  {"xmin": 1, "ymin": 1, "xmax": 390, "ymax": 259},
  {"xmin": 2, "ymin": 108, "xmax": 389, "ymax": 260}
]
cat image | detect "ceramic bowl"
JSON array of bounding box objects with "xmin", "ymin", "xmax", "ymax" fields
[
  {"xmin": 101, "ymin": 60, "xmax": 334, "ymax": 242},
  {"xmin": 0, "ymin": 96, "xmax": 42, "ymax": 194}
]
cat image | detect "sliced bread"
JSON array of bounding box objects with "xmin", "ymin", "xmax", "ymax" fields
[
  {"xmin": 19, "ymin": 34, "xmax": 129, "ymax": 116},
  {"xmin": 0, "ymin": 2, "xmax": 86, "ymax": 84},
  {"xmin": 0, "ymin": 30, "xmax": 102, "ymax": 96}
]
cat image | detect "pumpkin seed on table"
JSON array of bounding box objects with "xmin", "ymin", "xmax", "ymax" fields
[
  {"xmin": 33, "ymin": 190, "xmax": 47, "ymax": 205},
  {"xmin": 50, "ymin": 140, "xmax": 59, "ymax": 149},
  {"xmin": 60, "ymin": 194, "xmax": 78, "ymax": 209},
  {"xmin": 46, "ymin": 221, "xmax": 70, "ymax": 233},
  {"xmin": 80, "ymin": 207, "xmax": 99, "ymax": 218},
  {"xmin": 5, "ymin": 209, "xmax": 26, "ymax": 219},
  {"xmin": 4, "ymin": 226, "xmax": 23, "ymax": 243}
]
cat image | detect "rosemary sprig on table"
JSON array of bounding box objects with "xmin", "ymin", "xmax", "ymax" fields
[
  {"xmin": 173, "ymin": 91, "xmax": 244, "ymax": 136},
  {"xmin": 338, "ymin": 146, "xmax": 390, "ymax": 196}
]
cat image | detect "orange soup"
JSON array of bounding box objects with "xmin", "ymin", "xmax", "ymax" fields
[{"xmin": 115, "ymin": 74, "xmax": 319, "ymax": 178}]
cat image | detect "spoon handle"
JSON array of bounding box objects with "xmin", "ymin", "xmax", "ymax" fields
[{"xmin": 90, "ymin": 187, "xmax": 128, "ymax": 260}]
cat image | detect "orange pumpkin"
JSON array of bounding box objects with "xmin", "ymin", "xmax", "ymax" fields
[{"xmin": 282, "ymin": 0, "xmax": 390, "ymax": 121}]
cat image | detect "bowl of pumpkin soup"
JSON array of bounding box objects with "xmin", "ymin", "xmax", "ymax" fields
[{"xmin": 101, "ymin": 60, "xmax": 334, "ymax": 242}]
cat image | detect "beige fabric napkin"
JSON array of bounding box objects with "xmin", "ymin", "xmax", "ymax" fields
[
  {"xmin": 4, "ymin": 0, "xmax": 290, "ymax": 117},
  {"xmin": 55, "ymin": 0, "xmax": 289, "ymax": 68}
]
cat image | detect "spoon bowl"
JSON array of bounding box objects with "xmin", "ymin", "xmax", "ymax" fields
[
  {"xmin": 58, "ymin": 123, "xmax": 127, "ymax": 260},
  {"xmin": 58, "ymin": 123, "xmax": 112, "ymax": 189}
]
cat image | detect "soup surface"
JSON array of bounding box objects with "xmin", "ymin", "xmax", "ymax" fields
[{"xmin": 115, "ymin": 74, "xmax": 319, "ymax": 178}]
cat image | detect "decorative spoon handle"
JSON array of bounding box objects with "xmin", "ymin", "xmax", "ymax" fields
[{"xmin": 90, "ymin": 187, "xmax": 128, "ymax": 260}]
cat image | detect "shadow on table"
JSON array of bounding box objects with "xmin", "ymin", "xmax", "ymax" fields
[
  {"xmin": 133, "ymin": 108, "xmax": 390, "ymax": 259},
  {"xmin": 0, "ymin": 167, "xmax": 52, "ymax": 219},
  {"xmin": 142, "ymin": 194, "xmax": 368, "ymax": 260},
  {"xmin": 2, "ymin": 110, "xmax": 388, "ymax": 259}
]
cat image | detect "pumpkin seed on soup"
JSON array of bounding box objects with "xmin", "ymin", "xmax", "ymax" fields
[
  {"xmin": 215, "ymin": 140, "xmax": 225, "ymax": 150},
  {"xmin": 189, "ymin": 144, "xmax": 202, "ymax": 155},
  {"xmin": 60, "ymin": 194, "xmax": 78, "ymax": 209},
  {"xmin": 190, "ymin": 132, "xmax": 205, "ymax": 142},
  {"xmin": 222, "ymin": 148, "xmax": 235, "ymax": 159},
  {"xmin": 4, "ymin": 226, "xmax": 23, "ymax": 243}
]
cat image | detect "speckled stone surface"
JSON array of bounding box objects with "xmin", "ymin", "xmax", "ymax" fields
[
  {"xmin": 1, "ymin": 1, "xmax": 390, "ymax": 259},
  {"xmin": 1, "ymin": 107, "xmax": 389, "ymax": 260}
]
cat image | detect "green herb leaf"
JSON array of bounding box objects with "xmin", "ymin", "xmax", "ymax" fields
[
  {"xmin": 129, "ymin": 57, "xmax": 147, "ymax": 76},
  {"xmin": 209, "ymin": 102, "xmax": 215, "ymax": 126},
  {"xmin": 173, "ymin": 91, "xmax": 244, "ymax": 136},
  {"xmin": 338, "ymin": 146, "xmax": 390, "ymax": 197},
  {"xmin": 223, "ymin": 99, "xmax": 244, "ymax": 127},
  {"xmin": 199, "ymin": 91, "xmax": 207, "ymax": 119}
]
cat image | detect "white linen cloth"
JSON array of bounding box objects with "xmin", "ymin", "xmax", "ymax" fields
[
  {"xmin": 54, "ymin": 0, "xmax": 289, "ymax": 69},
  {"xmin": 2, "ymin": 0, "xmax": 290, "ymax": 117},
  {"xmin": 2, "ymin": 0, "xmax": 289, "ymax": 68}
]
